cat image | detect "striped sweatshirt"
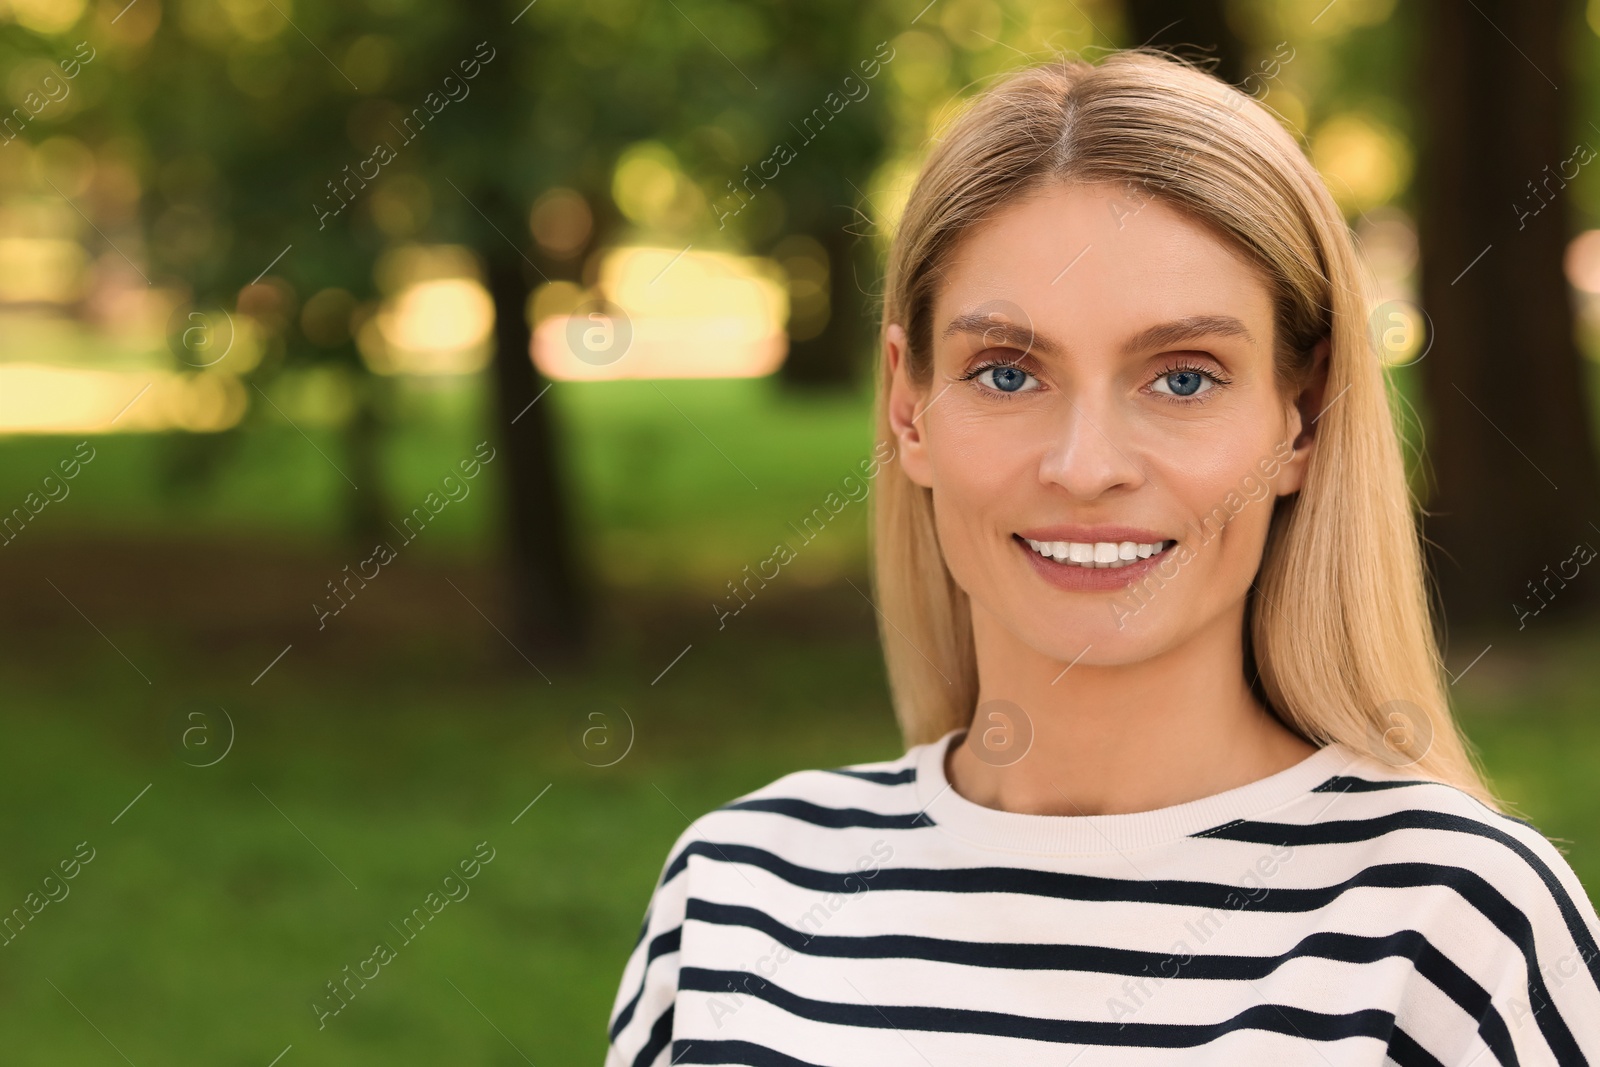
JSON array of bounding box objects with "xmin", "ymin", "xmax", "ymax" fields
[{"xmin": 606, "ymin": 728, "xmax": 1600, "ymax": 1065}]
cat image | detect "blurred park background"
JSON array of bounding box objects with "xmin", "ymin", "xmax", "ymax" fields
[{"xmin": 3, "ymin": 0, "xmax": 1600, "ymax": 1062}]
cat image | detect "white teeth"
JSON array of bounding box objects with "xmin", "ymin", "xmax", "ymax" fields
[{"xmin": 1022, "ymin": 537, "xmax": 1171, "ymax": 569}]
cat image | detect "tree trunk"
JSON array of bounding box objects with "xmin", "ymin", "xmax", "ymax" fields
[
  {"xmin": 1416, "ymin": 0, "xmax": 1600, "ymax": 630},
  {"xmin": 342, "ymin": 356, "xmax": 389, "ymax": 552},
  {"xmin": 778, "ymin": 221, "xmax": 871, "ymax": 391},
  {"xmin": 1127, "ymin": 0, "xmax": 1245, "ymax": 85},
  {"xmin": 482, "ymin": 232, "xmax": 593, "ymax": 658}
]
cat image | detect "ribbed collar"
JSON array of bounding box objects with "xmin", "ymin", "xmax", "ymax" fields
[{"xmin": 913, "ymin": 728, "xmax": 1360, "ymax": 855}]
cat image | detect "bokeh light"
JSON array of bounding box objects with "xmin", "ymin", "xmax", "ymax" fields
[{"xmin": 532, "ymin": 246, "xmax": 787, "ymax": 380}]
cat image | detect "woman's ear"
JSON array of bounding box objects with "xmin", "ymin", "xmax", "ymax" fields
[
  {"xmin": 885, "ymin": 323, "xmax": 934, "ymax": 489},
  {"xmin": 1275, "ymin": 336, "xmax": 1331, "ymax": 497}
]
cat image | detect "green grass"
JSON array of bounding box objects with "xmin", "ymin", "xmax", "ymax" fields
[
  {"xmin": 1441, "ymin": 621, "xmax": 1600, "ymax": 880},
  {"xmin": 0, "ymin": 605, "xmax": 902, "ymax": 1065}
]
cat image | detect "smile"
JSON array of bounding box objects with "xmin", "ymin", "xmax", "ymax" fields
[{"xmin": 1019, "ymin": 536, "xmax": 1177, "ymax": 570}]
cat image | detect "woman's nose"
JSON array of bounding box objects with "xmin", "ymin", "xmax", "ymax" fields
[{"xmin": 1035, "ymin": 394, "xmax": 1147, "ymax": 499}]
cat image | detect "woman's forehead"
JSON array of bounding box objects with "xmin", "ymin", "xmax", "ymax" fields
[{"xmin": 931, "ymin": 184, "xmax": 1275, "ymax": 353}]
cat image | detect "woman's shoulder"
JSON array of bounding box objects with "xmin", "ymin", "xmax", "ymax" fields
[
  {"xmin": 1305, "ymin": 749, "xmax": 1600, "ymax": 1047},
  {"xmin": 1285, "ymin": 745, "xmax": 1581, "ymax": 863},
  {"xmin": 1223, "ymin": 743, "xmax": 1582, "ymax": 872},
  {"xmin": 654, "ymin": 740, "xmax": 933, "ymax": 882},
  {"xmin": 712, "ymin": 743, "xmax": 927, "ymax": 820},
  {"xmin": 1232, "ymin": 743, "xmax": 1600, "ymax": 942}
]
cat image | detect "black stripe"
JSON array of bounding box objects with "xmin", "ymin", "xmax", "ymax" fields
[
  {"xmin": 720, "ymin": 797, "xmax": 933, "ymax": 830},
  {"xmin": 609, "ymin": 925, "xmax": 683, "ymax": 1042},
  {"xmin": 681, "ymin": 966, "xmax": 1393, "ymax": 1047},
  {"xmin": 1312, "ymin": 775, "xmax": 1430, "ymax": 793},
  {"xmin": 1413, "ymin": 938, "xmax": 1519, "ymax": 1066},
  {"xmin": 672, "ymin": 1039, "xmax": 831, "ymax": 1066},
  {"xmin": 1386, "ymin": 1025, "xmax": 1449, "ymax": 1067},
  {"xmin": 667, "ymin": 840, "xmax": 1498, "ymax": 916},
  {"xmin": 824, "ymin": 766, "xmax": 917, "ymax": 786},
  {"xmin": 1304, "ymin": 776, "xmax": 1539, "ymax": 831},
  {"xmin": 688, "ymin": 897, "xmax": 1406, "ymax": 976},
  {"xmin": 633, "ymin": 1003, "xmax": 674, "ymax": 1067},
  {"xmin": 686, "ymin": 900, "xmax": 1516, "ymax": 1065}
]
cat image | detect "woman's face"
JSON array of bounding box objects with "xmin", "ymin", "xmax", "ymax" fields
[{"xmin": 887, "ymin": 180, "xmax": 1324, "ymax": 667}]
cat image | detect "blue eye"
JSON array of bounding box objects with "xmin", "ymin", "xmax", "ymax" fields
[
  {"xmin": 1150, "ymin": 364, "xmax": 1224, "ymax": 401},
  {"xmin": 965, "ymin": 361, "xmax": 1039, "ymax": 395},
  {"xmin": 989, "ymin": 366, "xmax": 1029, "ymax": 392},
  {"xmin": 1165, "ymin": 370, "xmax": 1205, "ymax": 396}
]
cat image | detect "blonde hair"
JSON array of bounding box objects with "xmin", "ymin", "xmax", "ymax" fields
[{"xmin": 869, "ymin": 48, "xmax": 1500, "ymax": 809}]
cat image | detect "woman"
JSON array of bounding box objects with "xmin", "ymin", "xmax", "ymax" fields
[{"xmin": 606, "ymin": 49, "xmax": 1600, "ymax": 1065}]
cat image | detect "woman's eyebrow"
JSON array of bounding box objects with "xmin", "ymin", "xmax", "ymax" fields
[
  {"xmin": 940, "ymin": 315, "xmax": 1058, "ymax": 356},
  {"xmin": 939, "ymin": 312, "xmax": 1254, "ymax": 358},
  {"xmin": 1121, "ymin": 314, "xmax": 1255, "ymax": 355}
]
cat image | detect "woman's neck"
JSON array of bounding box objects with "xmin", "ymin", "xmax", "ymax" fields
[{"xmin": 948, "ymin": 601, "xmax": 1318, "ymax": 818}]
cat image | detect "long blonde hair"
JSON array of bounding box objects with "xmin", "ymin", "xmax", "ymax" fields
[{"xmin": 869, "ymin": 48, "xmax": 1500, "ymax": 809}]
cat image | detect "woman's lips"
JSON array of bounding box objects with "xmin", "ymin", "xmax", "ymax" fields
[{"xmin": 1013, "ymin": 533, "xmax": 1179, "ymax": 591}]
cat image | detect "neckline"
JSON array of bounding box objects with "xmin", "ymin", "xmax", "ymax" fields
[{"xmin": 913, "ymin": 728, "xmax": 1359, "ymax": 855}]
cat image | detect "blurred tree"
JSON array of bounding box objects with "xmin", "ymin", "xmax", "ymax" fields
[
  {"xmin": 429, "ymin": 2, "xmax": 593, "ymax": 657},
  {"xmin": 1127, "ymin": 0, "xmax": 1244, "ymax": 84},
  {"xmin": 108, "ymin": 4, "xmax": 399, "ymax": 555},
  {"xmin": 425, "ymin": 0, "xmax": 912, "ymax": 655},
  {"xmin": 70, "ymin": 0, "xmax": 594, "ymax": 653},
  {"xmin": 1416, "ymin": 0, "xmax": 1600, "ymax": 628},
  {"xmin": 594, "ymin": 0, "xmax": 899, "ymax": 392},
  {"xmin": 748, "ymin": 9, "xmax": 897, "ymax": 392},
  {"xmin": 107, "ymin": 0, "xmax": 912, "ymax": 652},
  {"xmin": 418, "ymin": 0, "xmax": 903, "ymax": 639},
  {"xmin": 27, "ymin": 0, "xmax": 1158, "ymax": 655}
]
